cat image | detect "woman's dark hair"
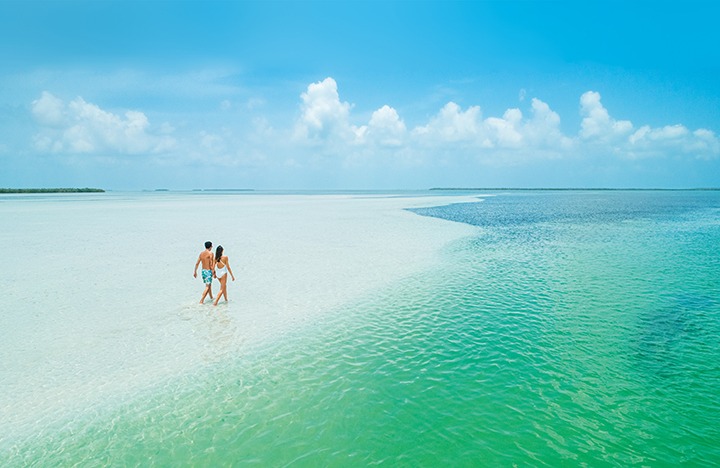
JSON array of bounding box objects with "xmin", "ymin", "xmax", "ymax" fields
[{"xmin": 215, "ymin": 245, "xmax": 224, "ymax": 263}]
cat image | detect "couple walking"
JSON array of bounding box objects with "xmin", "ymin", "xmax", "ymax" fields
[{"xmin": 193, "ymin": 241, "xmax": 235, "ymax": 306}]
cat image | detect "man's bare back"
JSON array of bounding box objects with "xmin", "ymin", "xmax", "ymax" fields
[
  {"xmin": 199, "ymin": 249, "xmax": 214, "ymax": 269},
  {"xmin": 194, "ymin": 241, "xmax": 215, "ymax": 303}
]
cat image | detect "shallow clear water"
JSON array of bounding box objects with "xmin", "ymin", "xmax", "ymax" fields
[{"xmin": 3, "ymin": 191, "xmax": 720, "ymax": 465}]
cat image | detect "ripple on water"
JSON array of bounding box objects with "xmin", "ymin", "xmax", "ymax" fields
[{"xmin": 4, "ymin": 191, "xmax": 720, "ymax": 466}]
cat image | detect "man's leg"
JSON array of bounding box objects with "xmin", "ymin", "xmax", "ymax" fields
[{"xmin": 200, "ymin": 270, "xmax": 213, "ymax": 303}]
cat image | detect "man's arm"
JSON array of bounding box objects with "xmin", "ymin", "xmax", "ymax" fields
[{"xmin": 193, "ymin": 254, "xmax": 201, "ymax": 277}]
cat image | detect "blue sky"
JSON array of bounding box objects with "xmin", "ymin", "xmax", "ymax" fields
[{"xmin": 1, "ymin": 0, "xmax": 719, "ymax": 189}]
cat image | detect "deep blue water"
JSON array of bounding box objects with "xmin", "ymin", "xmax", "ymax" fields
[{"xmin": 413, "ymin": 190, "xmax": 720, "ymax": 228}]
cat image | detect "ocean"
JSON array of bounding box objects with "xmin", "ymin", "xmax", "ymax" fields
[{"xmin": 1, "ymin": 190, "xmax": 719, "ymax": 465}]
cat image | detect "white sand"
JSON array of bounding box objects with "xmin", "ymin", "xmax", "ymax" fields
[
  {"xmin": 0, "ymin": 192, "xmax": 480, "ymax": 443},
  {"xmin": 214, "ymin": 194, "xmax": 479, "ymax": 334}
]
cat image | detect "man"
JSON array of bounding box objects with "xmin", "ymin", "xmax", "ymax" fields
[{"xmin": 193, "ymin": 241, "xmax": 215, "ymax": 303}]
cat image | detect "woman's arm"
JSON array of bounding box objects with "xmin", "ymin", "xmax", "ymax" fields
[{"xmin": 225, "ymin": 256, "xmax": 235, "ymax": 281}]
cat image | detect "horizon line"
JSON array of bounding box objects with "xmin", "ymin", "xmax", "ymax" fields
[{"xmin": 2, "ymin": 187, "xmax": 720, "ymax": 194}]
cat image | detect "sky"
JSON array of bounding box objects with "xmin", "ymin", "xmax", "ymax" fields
[{"xmin": 1, "ymin": 0, "xmax": 719, "ymax": 190}]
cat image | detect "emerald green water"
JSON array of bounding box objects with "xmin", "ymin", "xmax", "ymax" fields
[{"xmin": 4, "ymin": 191, "xmax": 720, "ymax": 465}]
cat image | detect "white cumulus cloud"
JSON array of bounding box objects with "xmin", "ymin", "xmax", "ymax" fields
[
  {"xmin": 31, "ymin": 92, "xmax": 175, "ymax": 155},
  {"xmin": 413, "ymin": 99, "xmax": 569, "ymax": 153},
  {"xmin": 579, "ymin": 91, "xmax": 633, "ymax": 141},
  {"xmin": 414, "ymin": 102, "xmax": 483, "ymax": 142},
  {"xmin": 628, "ymin": 124, "xmax": 720, "ymax": 159},
  {"xmin": 523, "ymin": 98, "xmax": 574, "ymax": 152},
  {"xmin": 364, "ymin": 105, "xmax": 407, "ymax": 146},
  {"xmin": 295, "ymin": 77, "xmax": 358, "ymax": 142},
  {"xmin": 32, "ymin": 91, "xmax": 66, "ymax": 127},
  {"xmin": 289, "ymin": 78, "xmax": 719, "ymax": 165},
  {"xmin": 485, "ymin": 108, "xmax": 524, "ymax": 148},
  {"xmin": 576, "ymin": 91, "xmax": 718, "ymax": 160}
]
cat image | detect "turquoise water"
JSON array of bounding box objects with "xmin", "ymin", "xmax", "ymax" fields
[{"xmin": 4, "ymin": 191, "xmax": 720, "ymax": 465}]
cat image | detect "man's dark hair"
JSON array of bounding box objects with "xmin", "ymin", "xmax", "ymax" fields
[{"xmin": 205, "ymin": 241, "xmax": 212, "ymax": 249}]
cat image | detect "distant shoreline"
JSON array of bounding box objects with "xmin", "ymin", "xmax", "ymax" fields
[
  {"xmin": 430, "ymin": 187, "xmax": 720, "ymax": 191},
  {"xmin": 0, "ymin": 188, "xmax": 105, "ymax": 193},
  {"xmin": 2, "ymin": 187, "xmax": 717, "ymax": 194}
]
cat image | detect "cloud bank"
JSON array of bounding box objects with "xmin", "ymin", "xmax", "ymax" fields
[
  {"xmin": 290, "ymin": 79, "xmax": 718, "ymax": 163},
  {"xmin": 31, "ymin": 91, "xmax": 175, "ymax": 156},
  {"xmin": 28, "ymin": 78, "xmax": 720, "ymax": 171}
]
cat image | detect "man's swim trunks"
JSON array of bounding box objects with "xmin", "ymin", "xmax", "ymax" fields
[{"xmin": 202, "ymin": 269, "xmax": 213, "ymax": 284}]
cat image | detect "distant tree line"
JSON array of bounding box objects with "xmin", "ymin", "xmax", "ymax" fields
[
  {"xmin": 0, "ymin": 188, "xmax": 105, "ymax": 193},
  {"xmin": 430, "ymin": 187, "xmax": 719, "ymax": 191}
]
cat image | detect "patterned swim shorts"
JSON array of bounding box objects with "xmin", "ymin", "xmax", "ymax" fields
[{"xmin": 202, "ymin": 269, "xmax": 213, "ymax": 284}]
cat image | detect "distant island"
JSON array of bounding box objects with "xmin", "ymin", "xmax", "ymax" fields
[
  {"xmin": 0, "ymin": 188, "xmax": 105, "ymax": 193},
  {"xmin": 198, "ymin": 188, "xmax": 254, "ymax": 192},
  {"xmin": 430, "ymin": 187, "xmax": 720, "ymax": 191}
]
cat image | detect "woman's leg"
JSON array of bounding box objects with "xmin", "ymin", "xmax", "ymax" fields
[
  {"xmin": 214, "ymin": 276, "xmax": 227, "ymax": 306},
  {"xmin": 213, "ymin": 278, "xmax": 221, "ymax": 305}
]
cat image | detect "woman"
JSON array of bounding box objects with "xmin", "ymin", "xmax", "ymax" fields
[{"xmin": 213, "ymin": 245, "xmax": 235, "ymax": 306}]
